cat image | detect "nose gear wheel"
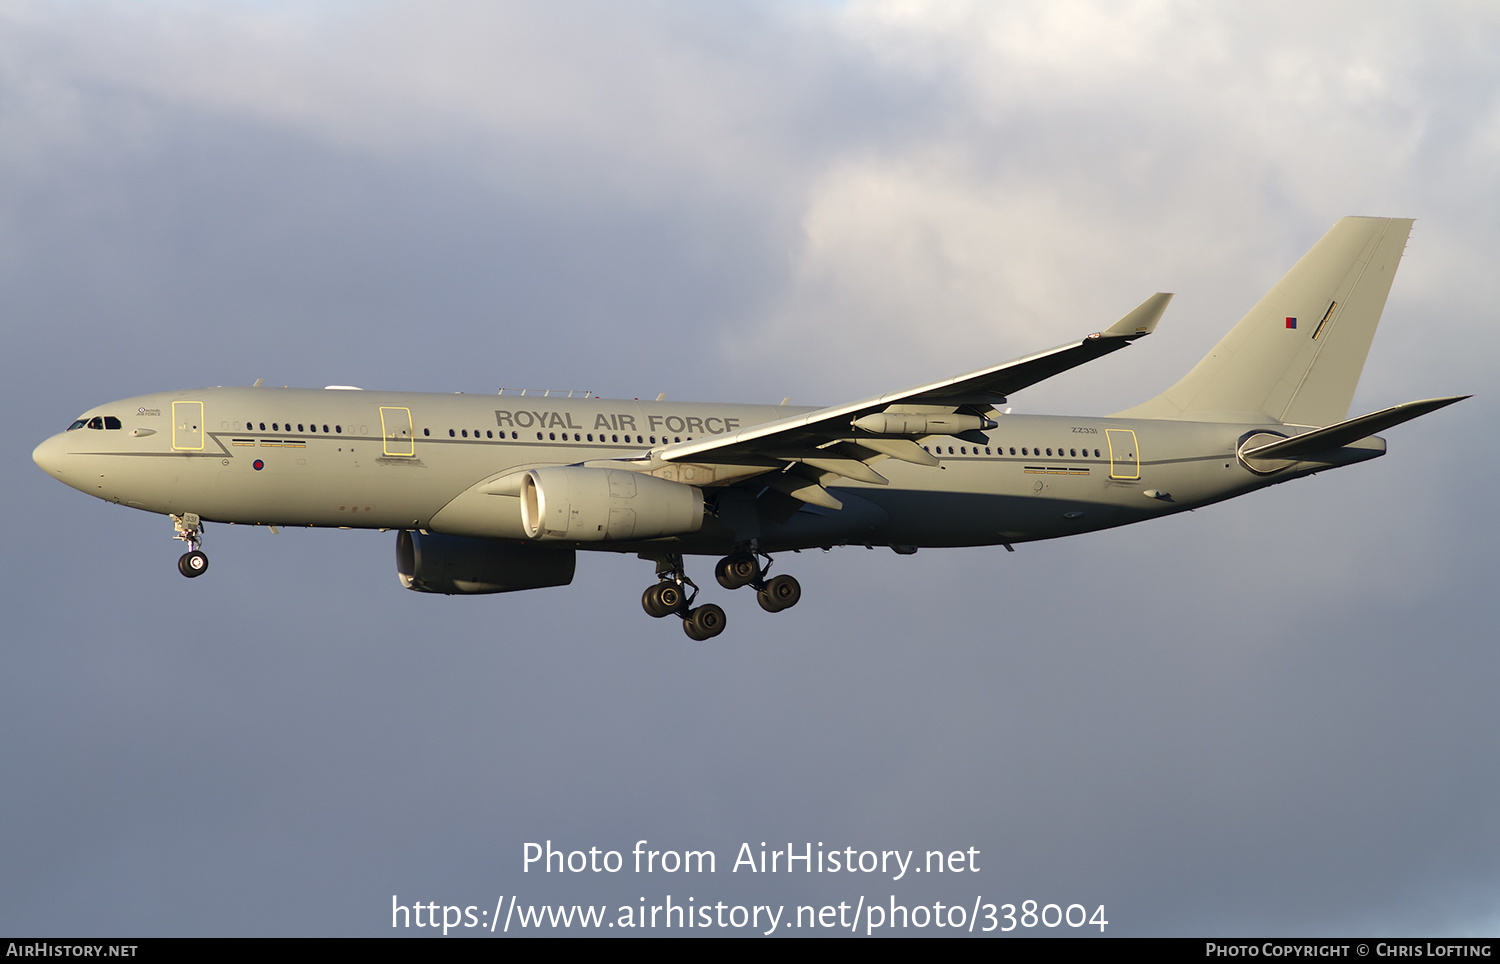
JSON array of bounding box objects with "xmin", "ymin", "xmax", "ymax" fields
[{"xmin": 171, "ymin": 513, "xmax": 209, "ymax": 579}]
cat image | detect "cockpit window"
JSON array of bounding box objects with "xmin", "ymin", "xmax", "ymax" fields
[{"xmin": 74, "ymin": 415, "xmax": 123, "ymax": 430}]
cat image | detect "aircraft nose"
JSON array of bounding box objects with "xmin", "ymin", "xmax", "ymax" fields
[{"xmin": 33, "ymin": 433, "xmax": 67, "ymax": 477}]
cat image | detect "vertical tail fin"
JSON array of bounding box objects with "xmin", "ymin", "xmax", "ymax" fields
[{"xmin": 1114, "ymin": 217, "xmax": 1414, "ymax": 425}]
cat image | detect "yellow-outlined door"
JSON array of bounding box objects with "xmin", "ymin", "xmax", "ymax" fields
[
  {"xmin": 172, "ymin": 401, "xmax": 204, "ymax": 451},
  {"xmin": 1106, "ymin": 428, "xmax": 1139, "ymax": 480},
  {"xmin": 380, "ymin": 407, "xmax": 415, "ymax": 457}
]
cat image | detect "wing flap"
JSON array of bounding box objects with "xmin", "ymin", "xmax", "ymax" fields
[
  {"xmin": 762, "ymin": 471, "xmax": 844, "ymax": 509},
  {"xmin": 838, "ymin": 437, "xmax": 940, "ymax": 466}
]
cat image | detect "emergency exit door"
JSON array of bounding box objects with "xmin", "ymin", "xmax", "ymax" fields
[
  {"xmin": 1106, "ymin": 428, "xmax": 1139, "ymax": 480},
  {"xmin": 172, "ymin": 401, "xmax": 204, "ymax": 451},
  {"xmin": 380, "ymin": 407, "xmax": 414, "ymax": 457}
]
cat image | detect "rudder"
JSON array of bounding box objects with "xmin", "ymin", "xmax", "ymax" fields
[{"xmin": 1115, "ymin": 217, "xmax": 1414, "ymax": 425}]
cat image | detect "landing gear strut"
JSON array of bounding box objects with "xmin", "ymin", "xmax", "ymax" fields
[
  {"xmin": 172, "ymin": 513, "xmax": 209, "ymax": 578},
  {"xmin": 640, "ymin": 553, "xmax": 727, "ymax": 640},
  {"xmin": 714, "ymin": 545, "xmax": 801, "ymax": 614}
]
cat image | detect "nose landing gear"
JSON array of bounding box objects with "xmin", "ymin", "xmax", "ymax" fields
[{"xmin": 172, "ymin": 513, "xmax": 209, "ymax": 578}]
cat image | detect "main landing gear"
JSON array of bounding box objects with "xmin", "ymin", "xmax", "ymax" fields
[
  {"xmin": 641, "ymin": 547, "xmax": 802, "ymax": 639},
  {"xmin": 713, "ymin": 549, "xmax": 801, "ymax": 614},
  {"xmin": 641, "ymin": 553, "xmax": 726, "ymax": 640},
  {"xmin": 172, "ymin": 512, "xmax": 209, "ymax": 578}
]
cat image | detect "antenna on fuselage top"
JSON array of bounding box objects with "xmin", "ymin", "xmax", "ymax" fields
[{"xmin": 252, "ymin": 378, "xmax": 264, "ymax": 387}]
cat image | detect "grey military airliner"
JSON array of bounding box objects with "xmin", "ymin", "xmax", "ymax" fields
[{"xmin": 33, "ymin": 217, "xmax": 1464, "ymax": 639}]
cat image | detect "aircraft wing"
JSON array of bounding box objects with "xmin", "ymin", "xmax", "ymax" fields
[{"xmin": 640, "ymin": 293, "xmax": 1171, "ymax": 506}]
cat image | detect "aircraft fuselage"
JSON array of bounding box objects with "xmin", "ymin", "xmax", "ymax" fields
[{"xmin": 31, "ymin": 385, "xmax": 1382, "ymax": 555}]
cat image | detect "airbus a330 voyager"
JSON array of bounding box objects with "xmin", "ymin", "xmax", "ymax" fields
[{"xmin": 34, "ymin": 217, "xmax": 1464, "ymax": 639}]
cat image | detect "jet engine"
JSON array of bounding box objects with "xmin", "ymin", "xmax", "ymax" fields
[
  {"xmin": 396, "ymin": 530, "xmax": 576, "ymax": 594},
  {"xmin": 520, "ymin": 466, "xmax": 704, "ymax": 542}
]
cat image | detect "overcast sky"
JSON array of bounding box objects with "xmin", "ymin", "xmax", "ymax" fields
[{"xmin": 3, "ymin": 0, "xmax": 1496, "ymax": 937}]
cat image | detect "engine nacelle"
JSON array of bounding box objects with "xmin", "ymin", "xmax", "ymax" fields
[
  {"xmin": 520, "ymin": 466, "xmax": 704, "ymax": 541},
  {"xmin": 396, "ymin": 530, "xmax": 576, "ymax": 594}
]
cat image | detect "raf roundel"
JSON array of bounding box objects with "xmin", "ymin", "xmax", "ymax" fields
[{"xmin": 253, "ymin": 459, "xmax": 264, "ymax": 471}]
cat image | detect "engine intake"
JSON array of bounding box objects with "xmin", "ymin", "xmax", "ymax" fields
[
  {"xmin": 396, "ymin": 530, "xmax": 576, "ymax": 594},
  {"xmin": 521, "ymin": 466, "xmax": 704, "ymax": 541}
]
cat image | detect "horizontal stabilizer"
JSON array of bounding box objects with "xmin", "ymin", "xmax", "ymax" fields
[{"xmin": 1241, "ymin": 395, "xmax": 1468, "ymax": 462}]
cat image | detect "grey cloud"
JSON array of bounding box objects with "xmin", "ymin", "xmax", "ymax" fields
[{"xmin": 1, "ymin": 0, "xmax": 1495, "ymax": 937}]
